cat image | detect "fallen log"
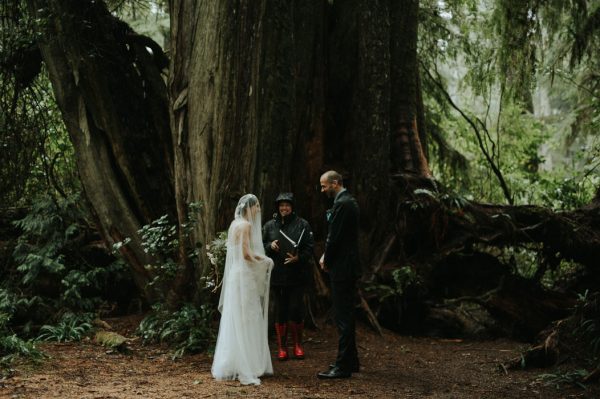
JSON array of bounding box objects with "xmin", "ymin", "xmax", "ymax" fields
[{"xmin": 363, "ymin": 176, "xmax": 600, "ymax": 340}]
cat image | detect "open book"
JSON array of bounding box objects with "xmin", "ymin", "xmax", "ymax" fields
[{"xmin": 277, "ymin": 228, "xmax": 305, "ymax": 256}]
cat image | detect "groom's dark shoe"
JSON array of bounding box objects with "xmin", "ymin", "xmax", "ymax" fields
[
  {"xmin": 317, "ymin": 366, "xmax": 351, "ymax": 379},
  {"xmin": 329, "ymin": 362, "xmax": 359, "ymax": 372}
]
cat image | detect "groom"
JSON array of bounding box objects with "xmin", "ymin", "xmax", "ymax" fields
[{"xmin": 317, "ymin": 170, "xmax": 360, "ymax": 379}]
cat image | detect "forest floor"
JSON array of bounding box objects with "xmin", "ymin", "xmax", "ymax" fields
[{"xmin": 1, "ymin": 314, "xmax": 599, "ymax": 399}]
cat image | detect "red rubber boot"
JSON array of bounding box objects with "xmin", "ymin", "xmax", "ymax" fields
[
  {"xmin": 274, "ymin": 323, "xmax": 289, "ymax": 361},
  {"xmin": 291, "ymin": 322, "xmax": 305, "ymax": 359}
]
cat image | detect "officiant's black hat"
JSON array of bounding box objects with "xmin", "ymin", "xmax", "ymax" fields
[{"xmin": 275, "ymin": 192, "xmax": 294, "ymax": 206}]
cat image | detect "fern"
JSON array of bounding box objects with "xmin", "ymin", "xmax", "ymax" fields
[
  {"xmin": 0, "ymin": 309, "xmax": 44, "ymax": 370},
  {"xmin": 11, "ymin": 194, "xmax": 130, "ymax": 314},
  {"xmin": 37, "ymin": 313, "xmax": 94, "ymax": 342},
  {"xmin": 538, "ymin": 369, "xmax": 589, "ymax": 389},
  {"xmin": 12, "ymin": 195, "xmax": 82, "ymax": 285},
  {"xmin": 137, "ymin": 303, "xmax": 215, "ymax": 359}
]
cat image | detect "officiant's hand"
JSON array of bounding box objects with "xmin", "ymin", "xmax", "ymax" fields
[
  {"xmin": 270, "ymin": 240, "xmax": 280, "ymax": 252},
  {"xmin": 319, "ymin": 254, "xmax": 327, "ymax": 271},
  {"xmin": 284, "ymin": 252, "xmax": 298, "ymax": 264}
]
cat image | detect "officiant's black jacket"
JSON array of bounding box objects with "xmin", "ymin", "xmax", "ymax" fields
[
  {"xmin": 324, "ymin": 190, "xmax": 361, "ymax": 282},
  {"xmin": 263, "ymin": 213, "xmax": 314, "ymax": 286}
]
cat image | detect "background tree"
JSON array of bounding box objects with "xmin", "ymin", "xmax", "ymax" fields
[
  {"xmin": 169, "ymin": 0, "xmax": 437, "ymax": 283},
  {"xmin": 0, "ymin": 2, "xmax": 77, "ymax": 204},
  {"xmin": 25, "ymin": 0, "xmax": 175, "ymax": 300}
]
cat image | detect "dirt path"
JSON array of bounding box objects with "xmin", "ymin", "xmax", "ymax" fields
[{"xmin": 1, "ymin": 315, "xmax": 597, "ymax": 398}]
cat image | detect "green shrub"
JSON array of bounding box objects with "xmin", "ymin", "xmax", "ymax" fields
[
  {"xmin": 11, "ymin": 194, "xmax": 130, "ymax": 316},
  {"xmin": 0, "ymin": 310, "xmax": 44, "ymax": 374},
  {"xmin": 3, "ymin": 194, "xmax": 131, "ymax": 364},
  {"xmin": 37, "ymin": 313, "xmax": 94, "ymax": 342},
  {"xmin": 573, "ymin": 291, "xmax": 600, "ymax": 362},
  {"xmin": 0, "ymin": 332, "xmax": 43, "ymax": 370},
  {"xmin": 365, "ymin": 265, "xmax": 421, "ymax": 303},
  {"xmin": 538, "ymin": 369, "xmax": 589, "ymax": 389},
  {"xmin": 205, "ymin": 231, "xmax": 228, "ymax": 292},
  {"xmin": 12, "ymin": 195, "xmax": 78, "ymax": 285},
  {"xmin": 125, "ymin": 202, "xmax": 203, "ymax": 295},
  {"xmin": 137, "ymin": 303, "xmax": 215, "ymax": 359}
]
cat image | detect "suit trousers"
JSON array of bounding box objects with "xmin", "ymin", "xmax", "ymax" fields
[{"xmin": 331, "ymin": 279, "xmax": 359, "ymax": 371}]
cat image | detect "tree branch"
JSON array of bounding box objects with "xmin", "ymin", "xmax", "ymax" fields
[{"xmin": 423, "ymin": 65, "xmax": 513, "ymax": 204}]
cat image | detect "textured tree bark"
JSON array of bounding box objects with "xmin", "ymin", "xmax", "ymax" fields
[
  {"xmin": 28, "ymin": 0, "xmax": 175, "ymax": 299},
  {"xmin": 169, "ymin": 1, "xmax": 327, "ymax": 279},
  {"xmin": 350, "ymin": 0, "xmax": 392, "ymax": 262},
  {"xmin": 325, "ymin": 0, "xmax": 433, "ymax": 269},
  {"xmin": 390, "ymin": 0, "xmax": 430, "ymax": 176},
  {"xmin": 168, "ymin": 0, "xmax": 435, "ymax": 284}
]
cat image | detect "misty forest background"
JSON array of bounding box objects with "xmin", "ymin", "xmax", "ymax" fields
[{"xmin": 1, "ymin": 0, "xmax": 599, "ymax": 388}]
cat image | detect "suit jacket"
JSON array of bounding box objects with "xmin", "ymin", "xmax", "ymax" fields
[{"xmin": 324, "ymin": 190, "xmax": 360, "ymax": 282}]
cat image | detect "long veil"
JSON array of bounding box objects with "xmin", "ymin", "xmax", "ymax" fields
[
  {"xmin": 212, "ymin": 194, "xmax": 273, "ymax": 385},
  {"xmin": 218, "ymin": 194, "xmax": 272, "ymax": 314}
]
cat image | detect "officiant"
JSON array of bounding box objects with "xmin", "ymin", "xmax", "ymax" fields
[{"xmin": 263, "ymin": 192, "xmax": 314, "ymax": 361}]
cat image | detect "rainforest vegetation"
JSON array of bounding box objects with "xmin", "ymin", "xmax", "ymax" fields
[{"xmin": 1, "ymin": 0, "xmax": 599, "ymax": 391}]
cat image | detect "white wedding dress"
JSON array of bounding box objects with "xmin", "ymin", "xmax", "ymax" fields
[{"xmin": 211, "ymin": 194, "xmax": 274, "ymax": 385}]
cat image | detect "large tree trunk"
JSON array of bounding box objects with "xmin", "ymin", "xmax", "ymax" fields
[
  {"xmin": 28, "ymin": 0, "xmax": 175, "ymax": 299},
  {"xmin": 169, "ymin": 0, "xmax": 433, "ymax": 274},
  {"xmin": 323, "ymin": 0, "xmax": 432, "ymax": 268},
  {"xmin": 346, "ymin": 0, "xmax": 393, "ymax": 263},
  {"xmin": 390, "ymin": 0, "xmax": 430, "ymax": 176},
  {"xmin": 166, "ymin": 0, "xmax": 437, "ymax": 301},
  {"xmin": 169, "ymin": 1, "xmax": 328, "ymax": 278}
]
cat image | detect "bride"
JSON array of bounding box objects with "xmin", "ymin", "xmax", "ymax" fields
[{"xmin": 211, "ymin": 194, "xmax": 274, "ymax": 385}]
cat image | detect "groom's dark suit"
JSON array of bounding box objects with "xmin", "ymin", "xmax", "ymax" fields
[{"xmin": 324, "ymin": 189, "xmax": 360, "ymax": 372}]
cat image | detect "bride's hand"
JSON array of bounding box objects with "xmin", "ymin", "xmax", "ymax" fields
[{"xmin": 254, "ymin": 255, "xmax": 273, "ymax": 266}]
